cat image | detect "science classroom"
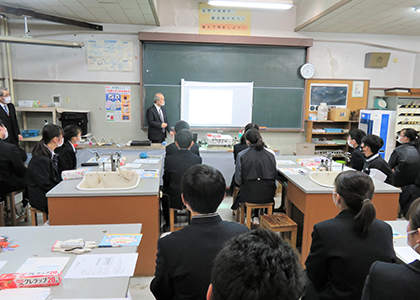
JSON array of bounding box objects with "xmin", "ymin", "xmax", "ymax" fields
[{"xmin": 1, "ymin": 1, "xmax": 420, "ymax": 300}]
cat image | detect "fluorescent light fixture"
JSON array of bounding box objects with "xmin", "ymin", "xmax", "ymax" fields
[
  {"xmin": 208, "ymin": 0, "xmax": 293, "ymax": 10},
  {"xmin": 0, "ymin": 35, "xmax": 84, "ymax": 48},
  {"xmin": 414, "ymin": 5, "xmax": 420, "ymax": 12}
]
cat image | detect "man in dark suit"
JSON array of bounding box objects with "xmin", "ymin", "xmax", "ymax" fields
[
  {"xmin": 147, "ymin": 93, "xmax": 173, "ymax": 143},
  {"xmin": 165, "ymin": 120, "xmax": 200, "ymax": 157},
  {"xmin": 0, "ymin": 118, "xmax": 26, "ymax": 198},
  {"xmin": 162, "ymin": 129, "xmax": 202, "ymax": 227},
  {"xmin": 0, "ymin": 87, "xmax": 23, "ymax": 146},
  {"xmin": 151, "ymin": 164, "xmax": 248, "ymax": 300}
]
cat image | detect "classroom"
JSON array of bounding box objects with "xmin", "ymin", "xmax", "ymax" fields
[{"xmin": 1, "ymin": 1, "xmax": 420, "ymax": 299}]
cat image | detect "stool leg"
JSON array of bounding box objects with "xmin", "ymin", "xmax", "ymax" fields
[
  {"xmin": 31, "ymin": 209, "xmax": 37, "ymax": 226},
  {"xmin": 268, "ymin": 205, "xmax": 273, "ymax": 215},
  {"xmin": 0, "ymin": 202, "xmax": 5, "ymax": 226},
  {"xmin": 170, "ymin": 209, "xmax": 175, "ymax": 232},
  {"xmin": 7, "ymin": 194, "xmax": 18, "ymax": 226},
  {"xmin": 246, "ymin": 205, "xmax": 252, "ymax": 229},
  {"xmin": 291, "ymin": 227, "xmax": 297, "ymax": 248},
  {"xmin": 240, "ymin": 203, "xmax": 245, "ymax": 225},
  {"xmin": 42, "ymin": 213, "xmax": 48, "ymax": 224}
]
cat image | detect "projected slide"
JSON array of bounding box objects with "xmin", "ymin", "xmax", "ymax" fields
[{"xmin": 181, "ymin": 80, "xmax": 253, "ymax": 127}]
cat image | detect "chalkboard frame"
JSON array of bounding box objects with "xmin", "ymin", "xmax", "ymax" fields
[{"xmin": 139, "ymin": 33, "xmax": 313, "ymax": 131}]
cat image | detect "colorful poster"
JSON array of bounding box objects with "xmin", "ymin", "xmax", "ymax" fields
[
  {"xmin": 87, "ymin": 40, "xmax": 133, "ymax": 72},
  {"xmin": 199, "ymin": 3, "xmax": 251, "ymax": 36},
  {"xmin": 105, "ymin": 86, "xmax": 131, "ymax": 122}
]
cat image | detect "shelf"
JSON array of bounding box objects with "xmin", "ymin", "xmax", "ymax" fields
[
  {"xmin": 312, "ymin": 132, "xmax": 348, "ymax": 135},
  {"xmin": 306, "ymin": 120, "xmax": 358, "ymax": 123},
  {"xmin": 314, "ymin": 144, "xmax": 346, "ymax": 147},
  {"xmin": 22, "ymin": 136, "xmax": 41, "ymax": 142},
  {"xmin": 16, "ymin": 107, "xmax": 56, "ymax": 112}
]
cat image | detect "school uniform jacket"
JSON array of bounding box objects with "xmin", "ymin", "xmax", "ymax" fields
[
  {"xmin": 0, "ymin": 139, "xmax": 26, "ymax": 196},
  {"xmin": 0, "ymin": 102, "xmax": 21, "ymax": 146},
  {"xmin": 147, "ymin": 105, "xmax": 171, "ymax": 142},
  {"xmin": 350, "ymin": 145, "xmax": 365, "ymax": 171},
  {"xmin": 27, "ymin": 154, "xmax": 61, "ymax": 212},
  {"xmin": 363, "ymin": 153, "xmax": 394, "ymax": 185},
  {"xmin": 150, "ymin": 214, "xmax": 248, "ymax": 300},
  {"xmin": 305, "ymin": 210, "xmax": 396, "ymax": 300},
  {"xmin": 388, "ymin": 141, "xmax": 420, "ymax": 187},
  {"xmin": 55, "ymin": 140, "xmax": 77, "ymax": 175},
  {"xmin": 361, "ymin": 259, "xmax": 420, "ymax": 300},
  {"xmin": 165, "ymin": 142, "xmax": 200, "ymax": 157},
  {"xmin": 163, "ymin": 149, "xmax": 202, "ymax": 209}
]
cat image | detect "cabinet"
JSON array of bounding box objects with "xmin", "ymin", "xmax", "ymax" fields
[{"xmin": 306, "ymin": 120, "xmax": 358, "ymax": 156}]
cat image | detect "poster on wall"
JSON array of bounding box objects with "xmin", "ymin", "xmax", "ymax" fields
[
  {"xmin": 87, "ymin": 40, "xmax": 133, "ymax": 72},
  {"xmin": 199, "ymin": 3, "xmax": 251, "ymax": 36},
  {"xmin": 105, "ymin": 86, "xmax": 131, "ymax": 122}
]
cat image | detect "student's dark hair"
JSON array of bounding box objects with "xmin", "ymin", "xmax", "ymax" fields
[
  {"xmin": 181, "ymin": 164, "xmax": 225, "ymax": 213},
  {"xmin": 174, "ymin": 120, "xmax": 190, "ymax": 133},
  {"xmin": 63, "ymin": 125, "xmax": 81, "ymax": 142},
  {"xmin": 175, "ymin": 129, "xmax": 193, "ymax": 149},
  {"xmin": 406, "ymin": 198, "xmax": 420, "ymax": 224},
  {"xmin": 361, "ymin": 134, "xmax": 383, "ymax": 154},
  {"xmin": 400, "ymin": 128, "xmax": 417, "ymax": 142},
  {"xmin": 210, "ymin": 229, "xmax": 304, "ymax": 300},
  {"xmin": 240, "ymin": 123, "xmax": 259, "ymax": 143},
  {"xmin": 349, "ymin": 129, "xmax": 366, "ymax": 145},
  {"xmin": 245, "ymin": 129, "xmax": 264, "ymax": 151},
  {"xmin": 334, "ymin": 171, "xmax": 376, "ymax": 234},
  {"xmin": 32, "ymin": 124, "xmax": 63, "ymax": 157}
]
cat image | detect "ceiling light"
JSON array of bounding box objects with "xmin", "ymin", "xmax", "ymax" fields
[
  {"xmin": 415, "ymin": 6, "xmax": 420, "ymax": 12},
  {"xmin": 0, "ymin": 35, "xmax": 84, "ymax": 48},
  {"xmin": 208, "ymin": 0, "xmax": 293, "ymax": 10}
]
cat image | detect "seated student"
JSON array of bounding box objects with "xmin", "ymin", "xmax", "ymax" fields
[
  {"xmin": 165, "ymin": 120, "xmax": 200, "ymax": 157},
  {"xmin": 304, "ymin": 171, "xmax": 396, "ymax": 300},
  {"xmin": 360, "ymin": 134, "xmax": 393, "ymax": 185},
  {"xmin": 0, "ymin": 119, "xmax": 27, "ymax": 198},
  {"xmin": 162, "ymin": 129, "xmax": 202, "ymax": 228},
  {"xmin": 362, "ymin": 198, "xmax": 420, "ymax": 300},
  {"xmin": 232, "ymin": 129, "xmax": 277, "ymax": 223},
  {"xmin": 207, "ymin": 229, "xmax": 304, "ymax": 300},
  {"xmin": 55, "ymin": 125, "xmax": 82, "ymax": 175},
  {"xmin": 388, "ymin": 128, "xmax": 420, "ymax": 187},
  {"xmin": 27, "ymin": 124, "xmax": 63, "ymax": 214},
  {"xmin": 151, "ymin": 164, "xmax": 248, "ymax": 300},
  {"xmin": 347, "ymin": 129, "xmax": 366, "ymax": 171}
]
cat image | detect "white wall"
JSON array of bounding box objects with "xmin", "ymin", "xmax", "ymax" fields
[{"xmin": 4, "ymin": 1, "xmax": 420, "ymax": 154}]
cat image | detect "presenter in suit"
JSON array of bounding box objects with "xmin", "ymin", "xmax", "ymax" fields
[
  {"xmin": 147, "ymin": 93, "xmax": 173, "ymax": 143},
  {"xmin": 0, "ymin": 87, "xmax": 26, "ymax": 161},
  {"xmin": 304, "ymin": 171, "xmax": 396, "ymax": 300},
  {"xmin": 165, "ymin": 120, "xmax": 200, "ymax": 157},
  {"xmin": 362, "ymin": 198, "xmax": 420, "ymax": 300},
  {"xmin": 55, "ymin": 125, "xmax": 81, "ymax": 175},
  {"xmin": 162, "ymin": 129, "xmax": 202, "ymax": 227},
  {"xmin": 0, "ymin": 119, "xmax": 26, "ymax": 197},
  {"xmin": 151, "ymin": 164, "xmax": 248, "ymax": 300}
]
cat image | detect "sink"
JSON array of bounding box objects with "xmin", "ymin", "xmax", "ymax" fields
[
  {"xmin": 76, "ymin": 171, "xmax": 140, "ymax": 191},
  {"xmin": 309, "ymin": 171, "xmax": 341, "ymax": 188}
]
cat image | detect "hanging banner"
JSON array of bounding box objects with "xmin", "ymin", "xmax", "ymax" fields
[
  {"xmin": 105, "ymin": 86, "xmax": 131, "ymax": 122},
  {"xmin": 199, "ymin": 3, "xmax": 251, "ymax": 36}
]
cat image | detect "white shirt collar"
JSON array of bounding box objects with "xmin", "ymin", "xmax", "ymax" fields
[
  {"xmin": 192, "ymin": 212, "xmax": 219, "ymax": 219},
  {"xmin": 44, "ymin": 143, "xmax": 55, "ymax": 159},
  {"xmin": 366, "ymin": 153, "xmax": 379, "ymax": 162},
  {"xmin": 70, "ymin": 141, "xmax": 76, "ymax": 152},
  {"xmin": 154, "ymin": 104, "xmax": 161, "ymax": 111}
]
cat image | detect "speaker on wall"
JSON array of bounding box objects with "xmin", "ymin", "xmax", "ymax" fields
[{"xmin": 365, "ymin": 52, "xmax": 391, "ymax": 68}]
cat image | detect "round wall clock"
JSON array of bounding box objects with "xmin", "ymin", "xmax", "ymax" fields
[{"xmin": 300, "ymin": 63, "xmax": 316, "ymax": 79}]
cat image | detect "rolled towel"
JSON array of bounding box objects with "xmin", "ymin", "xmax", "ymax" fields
[{"xmin": 62, "ymin": 168, "xmax": 90, "ymax": 180}]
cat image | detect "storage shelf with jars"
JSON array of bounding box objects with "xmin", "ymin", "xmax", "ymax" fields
[{"xmin": 306, "ymin": 120, "xmax": 359, "ymax": 156}]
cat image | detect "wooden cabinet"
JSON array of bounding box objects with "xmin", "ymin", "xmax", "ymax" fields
[{"xmin": 306, "ymin": 120, "xmax": 359, "ymax": 156}]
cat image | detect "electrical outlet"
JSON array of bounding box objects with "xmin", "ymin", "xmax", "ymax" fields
[{"xmin": 65, "ymin": 97, "xmax": 70, "ymax": 102}]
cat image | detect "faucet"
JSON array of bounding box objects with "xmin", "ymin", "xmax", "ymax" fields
[
  {"xmin": 110, "ymin": 151, "xmax": 121, "ymax": 172},
  {"xmin": 325, "ymin": 152, "xmax": 333, "ymax": 171},
  {"xmin": 110, "ymin": 153, "xmax": 116, "ymax": 172},
  {"xmin": 94, "ymin": 151, "xmax": 101, "ymax": 162}
]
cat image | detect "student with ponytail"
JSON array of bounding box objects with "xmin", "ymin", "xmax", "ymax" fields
[
  {"xmin": 304, "ymin": 171, "xmax": 396, "ymax": 300},
  {"xmin": 232, "ymin": 129, "xmax": 277, "ymax": 224}
]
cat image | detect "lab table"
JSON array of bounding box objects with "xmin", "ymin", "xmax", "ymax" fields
[
  {"xmin": 0, "ymin": 223, "xmax": 141, "ymax": 299},
  {"xmin": 277, "ymin": 156, "xmax": 401, "ymax": 265}
]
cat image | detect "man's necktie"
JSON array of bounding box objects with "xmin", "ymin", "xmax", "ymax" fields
[
  {"xmin": 2, "ymin": 105, "xmax": 9, "ymax": 116},
  {"xmin": 159, "ymin": 109, "xmax": 165, "ymax": 133}
]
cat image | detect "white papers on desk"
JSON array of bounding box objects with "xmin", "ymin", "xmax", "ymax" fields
[
  {"xmin": 368, "ymin": 168, "xmax": 387, "ymax": 182},
  {"xmin": 395, "ymin": 246, "xmax": 420, "ymax": 264},
  {"xmin": 277, "ymin": 160, "xmax": 296, "ymax": 165},
  {"xmin": 64, "ymin": 253, "xmax": 138, "ymax": 279},
  {"xmin": 133, "ymin": 158, "xmax": 160, "ymax": 164},
  {"xmin": 16, "ymin": 257, "xmax": 70, "ymax": 274},
  {"xmin": 124, "ymin": 163, "xmax": 142, "ymax": 168},
  {"xmin": 0, "ymin": 287, "xmax": 50, "ymax": 300},
  {"xmin": 0, "ymin": 261, "xmax": 6, "ymax": 271}
]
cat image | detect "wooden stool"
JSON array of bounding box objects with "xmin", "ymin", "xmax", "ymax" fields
[
  {"xmin": 169, "ymin": 208, "xmax": 191, "ymax": 232},
  {"xmin": 0, "ymin": 201, "xmax": 5, "ymax": 226},
  {"xmin": 30, "ymin": 207, "xmax": 48, "ymax": 226},
  {"xmin": 260, "ymin": 214, "xmax": 298, "ymax": 248},
  {"xmin": 240, "ymin": 202, "xmax": 273, "ymax": 229},
  {"xmin": 4, "ymin": 190, "xmax": 29, "ymax": 226}
]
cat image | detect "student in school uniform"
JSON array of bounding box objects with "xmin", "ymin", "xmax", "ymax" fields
[
  {"xmin": 165, "ymin": 120, "xmax": 200, "ymax": 157},
  {"xmin": 347, "ymin": 129, "xmax": 366, "ymax": 171},
  {"xmin": 55, "ymin": 125, "xmax": 82, "ymax": 175},
  {"xmin": 360, "ymin": 134, "xmax": 394, "ymax": 185},
  {"xmin": 27, "ymin": 124, "xmax": 63, "ymax": 214}
]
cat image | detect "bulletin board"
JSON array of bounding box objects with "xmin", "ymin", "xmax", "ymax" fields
[{"xmin": 304, "ymin": 79, "xmax": 370, "ymax": 120}]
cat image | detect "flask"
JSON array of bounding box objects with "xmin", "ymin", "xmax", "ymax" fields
[{"xmin": 317, "ymin": 103, "xmax": 328, "ymax": 121}]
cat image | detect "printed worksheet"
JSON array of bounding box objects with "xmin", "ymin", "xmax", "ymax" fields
[
  {"xmin": 16, "ymin": 257, "xmax": 70, "ymax": 275},
  {"xmin": 0, "ymin": 287, "xmax": 50, "ymax": 300}
]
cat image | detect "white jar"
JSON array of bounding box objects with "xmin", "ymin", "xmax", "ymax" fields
[{"xmin": 317, "ymin": 103, "xmax": 328, "ymax": 121}]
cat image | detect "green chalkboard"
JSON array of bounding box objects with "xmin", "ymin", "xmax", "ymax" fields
[{"xmin": 142, "ymin": 42, "xmax": 306, "ymax": 129}]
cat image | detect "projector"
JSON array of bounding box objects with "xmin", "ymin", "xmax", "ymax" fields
[{"xmin": 206, "ymin": 133, "xmax": 233, "ymax": 146}]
